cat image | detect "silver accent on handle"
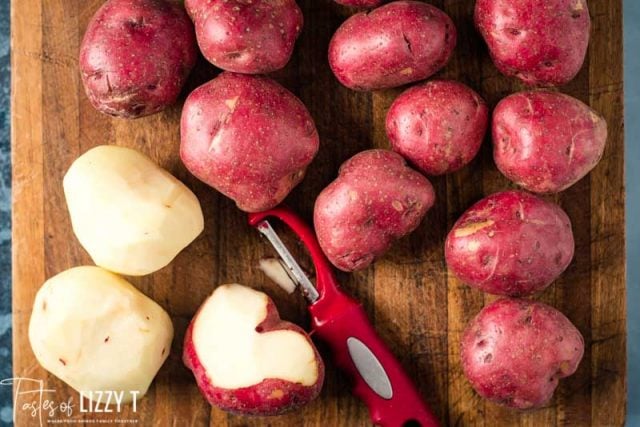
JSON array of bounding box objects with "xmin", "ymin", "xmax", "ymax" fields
[
  {"xmin": 255, "ymin": 220, "xmax": 320, "ymax": 303},
  {"xmin": 347, "ymin": 337, "xmax": 393, "ymax": 399}
]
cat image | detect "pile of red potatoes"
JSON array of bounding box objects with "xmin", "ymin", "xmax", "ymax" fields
[{"xmin": 30, "ymin": 0, "xmax": 607, "ymax": 418}]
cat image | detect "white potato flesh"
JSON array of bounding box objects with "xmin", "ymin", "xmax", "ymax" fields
[
  {"xmin": 63, "ymin": 145, "xmax": 204, "ymax": 276},
  {"xmin": 258, "ymin": 257, "xmax": 297, "ymax": 294},
  {"xmin": 193, "ymin": 284, "xmax": 318, "ymax": 388},
  {"xmin": 28, "ymin": 266, "xmax": 174, "ymax": 403}
]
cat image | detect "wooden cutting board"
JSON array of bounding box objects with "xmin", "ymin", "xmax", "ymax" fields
[{"xmin": 11, "ymin": 0, "xmax": 626, "ymax": 425}]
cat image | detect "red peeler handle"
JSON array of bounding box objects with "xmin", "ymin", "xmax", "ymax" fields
[
  {"xmin": 311, "ymin": 295, "xmax": 440, "ymax": 427},
  {"xmin": 249, "ymin": 207, "xmax": 440, "ymax": 427}
]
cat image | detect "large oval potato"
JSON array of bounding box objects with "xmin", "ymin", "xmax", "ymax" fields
[
  {"xmin": 80, "ymin": 0, "xmax": 197, "ymax": 118},
  {"xmin": 29, "ymin": 266, "xmax": 174, "ymax": 402},
  {"xmin": 185, "ymin": 0, "xmax": 303, "ymax": 74},
  {"xmin": 64, "ymin": 145, "xmax": 204, "ymax": 276},
  {"xmin": 314, "ymin": 149, "xmax": 435, "ymax": 272},
  {"xmin": 493, "ymin": 91, "xmax": 607, "ymax": 193},
  {"xmin": 181, "ymin": 72, "xmax": 319, "ymax": 212},
  {"xmin": 461, "ymin": 298, "xmax": 584, "ymax": 409},
  {"xmin": 475, "ymin": 0, "xmax": 591, "ymax": 86},
  {"xmin": 445, "ymin": 190, "xmax": 574, "ymax": 296},
  {"xmin": 386, "ymin": 80, "xmax": 488, "ymax": 175},
  {"xmin": 328, "ymin": 1, "xmax": 456, "ymax": 91}
]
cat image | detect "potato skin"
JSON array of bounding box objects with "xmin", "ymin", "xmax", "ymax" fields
[
  {"xmin": 386, "ymin": 80, "xmax": 488, "ymax": 176},
  {"xmin": 185, "ymin": 0, "xmax": 303, "ymax": 74},
  {"xmin": 328, "ymin": 1, "xmax": 456, "ymax": 91},
  {"xmin": 79, "ymin": 0, "xmax": 197, "ymax": 118},
  {"xmin": 493, "ymin": 91, "xmax": 607, "ymax": 193},
  {"xmin": 314, "ymin": 149, "xmax": 435, "ymax": 272},
  {"xmin": 475, "ymin": 0, "xmax": 590, "ymax": 86},
  {"xmin": 461, "ymin": 298, "xmax": 584, "ymax": 409},
  {"xmin": 180, "ymin": 72, "xmax": 319, "ymax": 213},
  {"xmin": 445, "ymin": 191, "xmax": 574, "ymax": 296},
  {"xmin": 183, "ymin": 287, "xmax": 324, "ymax": 415}
]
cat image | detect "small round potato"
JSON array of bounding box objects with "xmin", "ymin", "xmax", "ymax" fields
[
  {"xmin": 29, "ymin": 266, "xmax": 174, "ymax": 402},
  {"xmin": 445, "ymin": 190, "xmax": 574, "ymax": 296},
  {"xmin": 475, "ymin": 0, "xmax": 591, "ymax": 86},
  {"xmin": 461, "ymin": 298, "xmax": 584, "ymax": 409},
  {"xmin": 79, "ymin": 0, "xmax": 197, "ymax": 118},
  {"xmin": 386, "ymin": 80, "xmax": 488, "ymax": 175},
  {"xmin": 180, "ymin": 72, "xmax": 319, "ymax": 213},
  {"xmin": 328, "ymin": 1, "xmax": 457, "ymax": 91},
  {"xmin": 314, "ymin": 149, "xmax": 435, "ymax": 272},
  {"xmin": 185, "ymin": 0, "xmax": 303, "ymax": 74},
  {"xmin": 492, "ymin": 91, "xmax": 607, "ymax": 193}
]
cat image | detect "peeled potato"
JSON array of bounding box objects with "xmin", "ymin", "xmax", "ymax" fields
[
  {"xmin": 28, "ymin": 266, "xmax": 174, "ymax": 402},
  {"xmin": 64, "ymin": 145, "xmax": 204, "ymax": 276}
]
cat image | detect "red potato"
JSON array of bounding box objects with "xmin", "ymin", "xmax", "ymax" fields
[
  {"xmin": 180, "ymin": 72, "xmax": 319, "ymax": 212},
  {"xmin": 386, "ymin": 80, "xmax": 488, "ymax": 176},
  {"xmin": 445, "ymin": 190, "xmax": 574, "ymax": 296},
  {"xmin": 185, "ymin": 0, "xmax": 303, "ymax": 74},
  {"xmin": 475, "ymin": 0, "xmax": 591, "ymax": 86},
  {"xmin": 461, "ymin": 298, "xmax": 584, "ymax": 409},
  {"xmin": 314, "ymin": 149, "xmax": 435, "ymax": 272},
  {"xmin": 184, "ymin": 284, "xmax": 324, "ymax": 415},
  {"xmin": 79, "ymin": 0, "xmax": 197, "ymax": 118},
  {"xmin": 334, "ymin": 0, "xmax": 385, "ymax": 7},
  {"xmin": 328, "ymin": 1, "xmax": 457, "ymax": 91},
  {"xmin": 493, "ymin": 91, "xmax": 607, "ymax": 194}
]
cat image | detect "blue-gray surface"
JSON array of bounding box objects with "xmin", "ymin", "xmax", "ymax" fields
[
  {"xmin": 0, "ymin": 0, "xmax": 12, "ymax": 424},
  {"xmin": 624, "ymin": 2, "xmax": 640, "ymax": 426},
  {"xmin": 0, "ymin": 1, "xmax": 637, "ymax": 426}
]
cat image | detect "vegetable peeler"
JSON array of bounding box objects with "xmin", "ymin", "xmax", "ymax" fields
[{"xmin": 248, "ymin": 206, "xmax": 440, "ymax": 427}]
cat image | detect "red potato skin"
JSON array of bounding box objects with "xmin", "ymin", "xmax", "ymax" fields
[
  {"xmin": 314, "ymin": 149, "xmax": 435, "ymax": 272},
  {"xmin": 180, "ymin": 72, "xmax": 319, "ymax": 212},
  {"xmin": 461, "ymin": 298, "xmax": 584, "ymax": 409},
  {"xmin": 328, "ymin": 1, "xmax": 457, "ymax": 91},
  {"xmin": 493, "ymin": 91, "xmax": 607, "ymax": 193},
  {"xmin": 185, "ymin": 0, "xmax": 303, "ymax": 74},
  {"xmin": 474, "ymin": 0, "xmax": 591, "ymax": 86},
  {"xmin": 183, "ymin": 297, "xmax": 324, "ymax": 415},
  {"xmin": 386, "ymin": 80, "xmax": 488, "ymax": 176},
  {"xmin": 79, "ymin": 0, "xmax": 197, "ymax": 118},
  {"xmin": 334, "ymin": 0, "xmax": 385, "ymax": 7},
  {"xmin": 445, "ymin": 191, "xmax": 574, "ymax": 296}
]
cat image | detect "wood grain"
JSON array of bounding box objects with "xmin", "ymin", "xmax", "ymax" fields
[{"xmin": 11, "ymin": 0, "xmax": 625, "ymax": 426}]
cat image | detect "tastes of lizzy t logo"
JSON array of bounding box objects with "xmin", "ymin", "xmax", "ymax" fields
[{"xmin": 1, "ymin": 377, "xmax": 139, "ymax": 425}]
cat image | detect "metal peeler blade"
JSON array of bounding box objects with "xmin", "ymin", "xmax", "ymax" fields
[{"xmin": 255, "ymin": 220, "xmax": 320, "ymax": 303}]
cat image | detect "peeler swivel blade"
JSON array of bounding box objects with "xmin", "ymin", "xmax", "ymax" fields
[{"xmin": 255, "ymin": 220, "xmax": 320, "ymax": 303}]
